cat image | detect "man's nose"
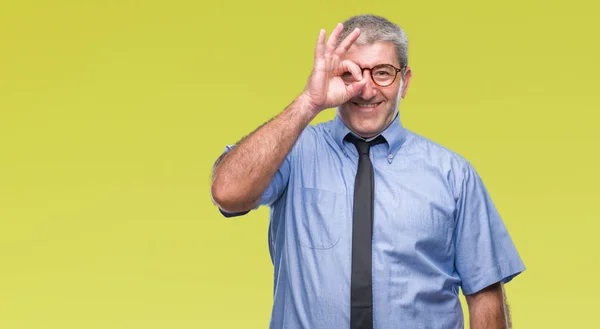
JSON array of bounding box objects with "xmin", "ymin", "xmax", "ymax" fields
[{"xmin": 359, "ymin": 74, "xmax": 379, "ymax": 100}]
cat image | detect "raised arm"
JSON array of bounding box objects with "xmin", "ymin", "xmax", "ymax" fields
[{"xmin": 210, "ymin": 23, "xmax": 367, "ymax": 213}]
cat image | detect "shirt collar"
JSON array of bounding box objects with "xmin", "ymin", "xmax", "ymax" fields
[{"xmin": 331, "ymin": 111, "xmax": 408, "ymax": 160}]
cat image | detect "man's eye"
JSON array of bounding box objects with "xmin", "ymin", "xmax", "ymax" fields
[
  {"xmin": 374, "ymin": 71, "xmax": 391, "ymax": 76},
  {"xmin": 340, "ymin": 72, "xmax": 355, "ymax": 81}
]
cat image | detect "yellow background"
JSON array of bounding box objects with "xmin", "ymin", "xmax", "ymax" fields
[{"xmin": 1, "ymin": 0, "xmax": 598, "ymax": 328}]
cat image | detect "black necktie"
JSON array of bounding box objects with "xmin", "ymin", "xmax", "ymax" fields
[{"xmin": 345, "ymin": 134, "xmax": 386, "ymax": 329}]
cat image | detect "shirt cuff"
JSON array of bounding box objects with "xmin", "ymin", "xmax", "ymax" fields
[{"xmin": 218, "ymin": 208, "xmax": 251, "ymax": 218}]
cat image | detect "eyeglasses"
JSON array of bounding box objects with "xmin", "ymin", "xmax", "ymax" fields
[{"xmin": 340, "ymin": 64, "xmax": 405, "ymax": 87}]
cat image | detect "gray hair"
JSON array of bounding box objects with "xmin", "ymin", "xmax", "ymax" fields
[{"xmin": 338, "ymin": 14, "xmax": 408, "ymax": 76}]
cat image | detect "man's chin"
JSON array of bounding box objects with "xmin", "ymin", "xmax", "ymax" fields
[
  {"xmin": 338, "ymin": 109, "xmax": 394, "ymax": 137},
  {"xmin": 348, "ymin": 123, "xmax": 384, "ymax": 139}
]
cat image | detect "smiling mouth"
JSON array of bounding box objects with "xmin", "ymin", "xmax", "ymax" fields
[{"xmin": 353, "ymin": 102, "xmax": 382, "ymax": 108}]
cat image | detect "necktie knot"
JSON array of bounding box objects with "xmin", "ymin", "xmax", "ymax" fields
[{"xmin": 345, "ymin": 134, "xmax": 386, "ymax": 156}]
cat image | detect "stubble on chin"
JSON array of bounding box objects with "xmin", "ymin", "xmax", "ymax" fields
[{"xmin": 337, "ymin": 105, "xmax": 397, "ymax": 139}]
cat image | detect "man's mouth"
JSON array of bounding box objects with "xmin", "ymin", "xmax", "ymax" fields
[{"xmin": 352, "ymin": 102, "xmax": 382, "ymax": 108}]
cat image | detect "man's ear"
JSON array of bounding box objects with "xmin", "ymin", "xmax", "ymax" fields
[{"xmin": 401, "ymin": 66, "xmax": 413, "ymax": 99}]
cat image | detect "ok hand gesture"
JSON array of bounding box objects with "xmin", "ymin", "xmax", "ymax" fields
[{"xmin": 302, "ymin": 23, "xmax": 367, "ymax": 114}]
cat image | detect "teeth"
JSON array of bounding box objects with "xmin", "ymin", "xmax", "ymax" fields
[{"xmin": 355, "ymin": 103, "xmax": 379, "ymax": 108}]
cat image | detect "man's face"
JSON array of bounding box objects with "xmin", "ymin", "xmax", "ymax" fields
[{"xmin": 338, "ymin": 41, "xmax": 412, "ymax": 138}]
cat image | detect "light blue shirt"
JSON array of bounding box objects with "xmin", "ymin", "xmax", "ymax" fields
[{"xmin": 220, "ymin": 113, "xmax": 525, "ymax": 329}]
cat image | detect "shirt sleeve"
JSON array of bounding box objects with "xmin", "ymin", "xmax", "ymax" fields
[
  {"xmin": 454, "ymin": 162, "xmax": 525, "ymax": 295},
  {"xmin": 217, "ymin": 144, "xmax": 291, "ymax": 218}
]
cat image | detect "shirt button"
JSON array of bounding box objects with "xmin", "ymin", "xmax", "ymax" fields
[{"xmin": 388, "ymin": 154, "xmax": 393, "ymax": 159}]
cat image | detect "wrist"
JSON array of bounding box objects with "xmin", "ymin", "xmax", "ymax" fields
[
  {"xmin": 295, "ymin": 94, "xmax": 321, "ymax": 120},
  {"xmin": 296, "ymin": 93, "xmax": 323, "ymax": 116}
]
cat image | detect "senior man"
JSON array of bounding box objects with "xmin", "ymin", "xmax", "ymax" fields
[{"xmin": 211, "ymin": 14, "xmax": 525, "ymax": 329}]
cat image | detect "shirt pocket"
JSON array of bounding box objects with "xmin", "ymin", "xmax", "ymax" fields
[{"xmin": 292, "ymin": 187, "xmax": 346, "ymax": 249}]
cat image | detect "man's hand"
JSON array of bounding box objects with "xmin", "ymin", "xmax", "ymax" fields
[{"xmin": 301, "ymin": 23, "xmax": 368, "ymax": 114}]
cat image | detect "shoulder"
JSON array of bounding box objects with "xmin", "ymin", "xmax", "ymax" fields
[
  {"xmin": 405, "ymin": 129, "xmax": 469, "ymax": 165},
  {"xmin": 402, "ymin": 129, "xmax": 474, "ymax": 197},
  {"xmin": 292, "ymin": 119, "xmax": 336, "ymax": 152},
  {"xmin": 301, "ymin": 120, "xmax": 333, "ymax": 140},
  {"xmin": 284, "ymin": 120, "xmax": 342, "ymax": 177}
]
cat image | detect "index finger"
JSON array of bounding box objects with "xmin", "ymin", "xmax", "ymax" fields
[{"xmin": 334, "ymin": 27, "xmax": 361, "ymax": 57}]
